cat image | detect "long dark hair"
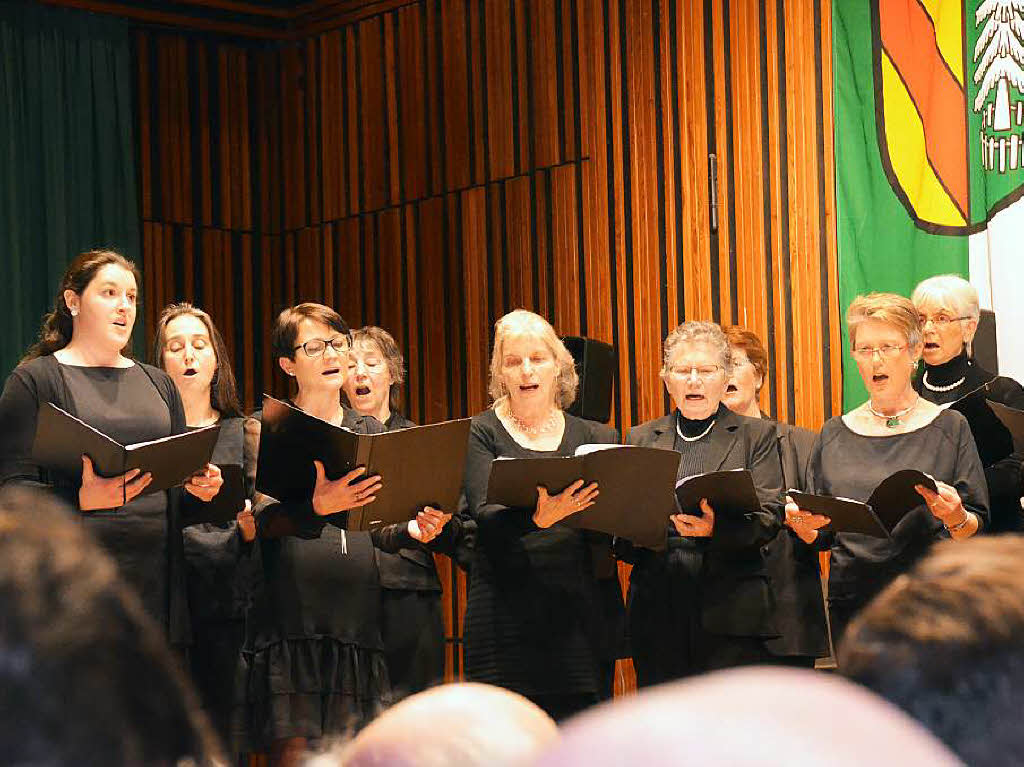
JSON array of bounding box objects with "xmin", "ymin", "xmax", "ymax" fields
[
  {"xmin": 22, "ymin": 250, "xmax": 141, "ymax": 364},
  {"xmin": 152, "ymin": 303, "xmax": 243, "ymax": 419}
]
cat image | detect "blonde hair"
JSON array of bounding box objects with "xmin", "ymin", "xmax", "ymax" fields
[
  {"xmin": 487, "ymin": 310, "xmax": 579, "ymax": 408},
  {"xmin": 846, "ymin": 293, "xmax": 922, "ymax": 350},
  {"xmin": 660, "ymin": 321, "xmax": 732, "ymax": 377}
]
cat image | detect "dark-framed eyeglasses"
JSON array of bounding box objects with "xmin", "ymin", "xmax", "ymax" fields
[{"xmin": 294, "ymin": 336, "xmax": 351, "ymax": 358}]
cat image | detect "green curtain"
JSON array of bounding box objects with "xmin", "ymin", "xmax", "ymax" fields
[{"xmin": 0, "ymin": 2, "xmax": 139, "ymax": 378}]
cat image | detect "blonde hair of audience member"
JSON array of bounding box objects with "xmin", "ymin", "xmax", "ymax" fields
[
  {"xmin": 840, "ymin": 536, "xmax": 1024, "ymax": 767},
  {"xmin": 721, "ymin": 326, "xmax": 768, "ymax": 419},
  {"xmin": 911, "ymin": 274, "xmax": 981, "ymax": 364},
  {"xmin": 531, "ymin": 667, "xmax": 959, "ymax": 767},
  {"xmin": 343, "ymin": 326, "xmax": 406, "ymax": 424},
  {"xmin": 786, "ymin": 292, "xmax": 980, "ymax": 544},
  {"xmin": 316, "ymin": 683, "xmax": 558, "ymax": 767}
]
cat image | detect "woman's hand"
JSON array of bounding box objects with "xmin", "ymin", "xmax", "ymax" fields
[
  {"xmin": 236, "ymin": 500, "xmax": 256, "ymax": 542},
  {"xmin": 671, "ymin": 498, "xmax": 715, "ymax": 537},
  {"xmin": 408, "ymin": 506, "xmax": 452, "ymax": 543},
  {"xmin": 311, "ymin": 462, "xmax": 383, "ymax": 516},
  {"xmin": 917, "ymin": 481, "xmax": 977, "ymax": 538},
  {"xmin": 784, "ymin": 495, "xmax": 830, "ymax": 544},
  {"xmin": 184, "ymin": 463, "xmax": 223, "ymax": 502},
  {"xmin": 78, "ymin": 455, "xmax": 152, "ymax": 511},
  {"xmin": 533, "ymin": 479, "xmax": 599, "ymax": 529}
]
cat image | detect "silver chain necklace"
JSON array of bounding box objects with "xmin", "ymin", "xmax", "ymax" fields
[
  {"xmin": 676, "ymin": 418, "xmax": 716, "ymax": 442},
  {"xmin": 922, "ymin": 370, "xmax": 966, "ymax": 393},
  {"xmin": 867, "ymin": 399, "xmax": 917, "ymax": 428}
]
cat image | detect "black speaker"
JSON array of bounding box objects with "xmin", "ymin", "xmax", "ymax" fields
[
  {"xmin": 562, "ymin": 336, "xmax": 616, "ymax": 423},
  {"xmin": 974, "ymin": 308, "xmax": 999, "ymax": 374}
]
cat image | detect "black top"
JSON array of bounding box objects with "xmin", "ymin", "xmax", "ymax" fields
[
  {"xmin": 810, "ymin": 410, "xmax": 989, "ymax": 598},
  {"xmin": 460, "ymin": 409, "xmax": 622, "ymax": 697},
  {"xmin": 914, "ymin": 352, "xmax": 1024, "ymax": 532},
  {"xmin": 0, "ymin": 355, "xmax": 190, "ymax": 644}
]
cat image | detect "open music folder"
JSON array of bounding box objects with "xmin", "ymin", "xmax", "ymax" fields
[
  {"xmin": 255, "ymin": 396, "xmax": 472, "ymax": 531},
  {"xmin": 485, "ymin": 444, "xmax": 681, "ymax": 550},
  {"xmin": 31, "ymin": 402, "xmax": 220, "ymax": 496}
]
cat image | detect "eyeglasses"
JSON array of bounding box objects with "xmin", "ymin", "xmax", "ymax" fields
[
  {"xmin": 851, "ymin": 344, "xmax": 907, "ymax": 360},
  {"xmin": 347, "ymin": 357, "xmax": 386, "ymax": 374},
  {"xmin": 294, "ymin": 336, "xmax": 351, "ymax": 358},
  {"xmin": 668, "ymin": 364, "xmax": 723, "ymax": 380},
  {"xmin": 918, "ymin": 314, "xmax": 969, "ymax": 328}
]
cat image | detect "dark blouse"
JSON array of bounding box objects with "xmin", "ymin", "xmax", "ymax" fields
[
  {"xmin": 810, "ymin": 410, "xmax": 989, "ymax": 598},
  {"xmin": 914, "ymin": 352, "xmax": 1024, "ymax": 532},
  {"xmin": 460, "ymin": 409, "xmax": 622, "ymax": 697}
]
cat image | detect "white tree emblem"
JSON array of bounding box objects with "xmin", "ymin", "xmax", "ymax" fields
[{"xmin": 975, "ymin": 0, "xmax": 1024, "ymax": 128}]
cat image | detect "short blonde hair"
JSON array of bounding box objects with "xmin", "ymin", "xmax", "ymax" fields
[
  {"xmin": 660, "ymin": 321, "xmax": 732, "ymax": 377},
  {"xmin": 487, "ymin": 310, "xmax": 579, "ymax": 408},
  {"xmin": 846, "ymin": 293, "xmax": 922, "ymax": 350},
  {"xmin": 911, "ymin": 274, "xmax": 980, "ymax": 322}
]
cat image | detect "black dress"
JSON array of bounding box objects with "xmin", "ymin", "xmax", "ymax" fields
[
  {"xmin": 0, "ymin": 355, "xmax": 189, "ymax": 643},
  {"xmin": 180, "ymin": 416, "xmax": 257, "ymax": 750},
  {"xmin": 375, "ymin": 412, "xmax": 446, "ymax": 699},
  {"xmin": 240, "ymin": 407, "xmax": 416, "ymax": 745},
  {"xmin": 809, "ymin": 410, "xmax": 989, "ymax": 643},
  {"xmin": 619, "ymin": 405, "xmax": 783, "ymax": 687},
  {"xmin": 460, "ymin": 409, "xmax": 624, "ymax": 721},
  {"xmin": 914, "ymin": 351, "xmax": 1024, "ymax": 533}
]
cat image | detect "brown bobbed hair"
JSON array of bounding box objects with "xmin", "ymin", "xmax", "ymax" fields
[
  {"xmin": 722, "ymin": 325, "xmax": 768, "ymax": 391},
  {"xmin": 350, "ymin": 326, "xmax": 406, "ymax": 412},
  {"xmin": 151, "ymin": 303, "xmax": 243, "ymax": 419},
  {"xmin": 22, "ymin": 249, "xmax": 141, "ymax": 364},
  {"xmin": 271, "ymin": 303, "xmax": 351, "ymax": 362}
]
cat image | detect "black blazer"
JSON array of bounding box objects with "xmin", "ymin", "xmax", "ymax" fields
[
  {"xmin": 763, "ymin": 422, "xmax": 829, "ymax": 658},
  {"xmin": 623, "ymin": 405, "xmax": 783, "ymax": 638}
]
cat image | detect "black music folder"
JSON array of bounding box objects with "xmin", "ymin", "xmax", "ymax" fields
[
  {"xmin": 485, "ymin": 444, "xmax": 681, "ymax": 550},
  {"xmin": 986, "ymin": 399, "xmax": 1024, "ymax": 454},
  {"xmin": 788, "ymin": 469, "xmax": 938, "ymax": 538},
  {"xmin": 674, "ymin": 469, "xmax": 763, "ymax": 518},
  {"xmin": 181, "ymin": 463, "xmax": 246, "ymax": 526},
  {"xmin": 254, "ymin": 396, "xmax": 472, "ymax": 531},
  {"xmin": 31, "ymin": 403, "xmax": 220, "ymax": 495}
]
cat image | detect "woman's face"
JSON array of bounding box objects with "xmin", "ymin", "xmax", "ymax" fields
[
  {"xmin": 343, "ymin": 340, "xmax": 394, "ymax": 418},
  {"xmin": 723, "ymin": 347, "xmax": 763, "ymax": 416},
  {"xmin": 162, "ymin": 314, "xmax": 218, "ymax": 399},
  {"xmin": 852, "ymin": 318, "xmax": 920, "ymax": 401},
  {"xmin": 500, "ymin": 334, "xmax": 559, "ymax": 413},
  {"xmin": 66, "ymin": 264, "xmax": 137, "ymax": 353},
  {"xmin": 663, "ymin": 341, "xmax": 727, "ymax": 420},
  {"xmin": 916, "ymin": 298, "xmax": 976, "ymax": 366},
  {"xmin": 279, "ymin": 319, "xmax": 350, "ymax": 396}
]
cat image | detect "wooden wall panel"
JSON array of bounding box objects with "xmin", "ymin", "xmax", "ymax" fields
[{"xmin": 137, "ymin": 0, "xmax": 841, "ymax": 696}]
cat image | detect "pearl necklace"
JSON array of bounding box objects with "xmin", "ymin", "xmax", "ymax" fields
[
  {"xmin": 506, "ymin": 408, "xmax": 560, "ymax": 436},
  {"xmin": 676, "ymin": 418, "xmax": 716, "ymax": 442},
  {"xmin": 922, "ymin": 370, "xmax": 966, "ymax": 393},
  {"xmin": 867, "ymin": 399, "xmax": 917, "ymax": 428}
]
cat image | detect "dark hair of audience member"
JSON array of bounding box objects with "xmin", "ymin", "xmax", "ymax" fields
[
  {"xmin": 151, "ymin": 302, "xmax": 243, "ymax": 418},
  {"xmin": 840, "ymin": 535, "xmax": 1024, "ymax": 767},
  {"xmin": 0, "ymin": 486, "xmax": 223, "ymax": 766},
  {"xmin": 22, "ymin": 249, "xmax": 142, "ymax": 363}
]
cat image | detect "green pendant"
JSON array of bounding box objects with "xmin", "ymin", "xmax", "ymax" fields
[{"xmin": 885, "ymin": 416, "xmax": 900, "ymax": 428}]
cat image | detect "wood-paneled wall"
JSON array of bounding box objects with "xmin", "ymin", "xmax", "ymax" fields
[{"xmin": 135, "ymin": 0, "xmax": 840, "ymax": 694}]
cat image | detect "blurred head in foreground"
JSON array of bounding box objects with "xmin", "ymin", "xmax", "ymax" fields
[
  {"xmin": 0, "ymin": 486, "xmax": 222, "ymax": 766},
  {"xmin": 531, "ymin": 667, "xmax": 959, "ymax": 766},
  {"xmin": 325, "ymin": 682, "xmax": 558, "ymax": 767},
  {"xmin": 841, "ymin": 535, "xmax": 1024, "ymax": 766}
]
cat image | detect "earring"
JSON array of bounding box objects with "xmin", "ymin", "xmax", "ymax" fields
[{"xmin": 69, "ymin": 308, "xmax": 78, "ymax": 317}]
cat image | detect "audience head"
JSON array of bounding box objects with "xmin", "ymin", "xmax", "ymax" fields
[
  {"xmin": 721, "ymin": 326, "xmax": 767, "ymax": 418},
  {"xmin": 533, "ymin": 667, "xmax": 959, "ymax": 766},
  {"xmin": 272, "ymin": 303, "xmax": 352, "ymax": 396},
  {"xmin": 488, "ymin": 310, "xmax": 578, "ymax": 412},
  {"xmin": 153, "ymin": 302, "xmax": 242, "ymax": 418},
  {"xmin": 23, "ymin": 249, "xmax": 141, "ymax": 363},
  {"xmin": 343, "ymin": 326, "xmax": 405, "ymax": 421},
  {"xmin": 846, "ymin": 293, "xmax": 922, "ymax": 403},
  {"xmin": 0, "ymin": 486, "xmax": 222, "ymax": 765},
  {"xmin": 660, "ymin": 321, "xmax": 731, "ymax": 420},
  {"xmin": 840, "ymin": 535, "xmax": 1024, "ymax": 766},
  {"xmin": 325, "ymin": 682, "xmax": 558, "ymax": 767},
  {"xmin": 911, "ymin": 274, "xmax": 980, "ymax": 365}
]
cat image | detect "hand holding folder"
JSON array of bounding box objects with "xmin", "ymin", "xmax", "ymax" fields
[{"xmin": 182, "ymin": 464, "xmax": 247, "ymax": 526}]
